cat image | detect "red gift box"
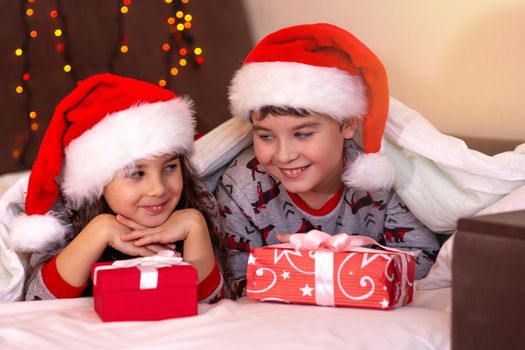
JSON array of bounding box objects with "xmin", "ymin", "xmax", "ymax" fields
[
  {"xmin": 91, "ymin": 251, "xmax": 197, "ymax": 322},
  {"xmin": 246, "ymin": 231, "xmax": 415, "ymax": 310}
]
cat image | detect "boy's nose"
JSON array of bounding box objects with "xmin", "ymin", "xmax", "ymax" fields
[{"xmin": 276, "ymin": 141, "xmax": 298, "ymax": 163}]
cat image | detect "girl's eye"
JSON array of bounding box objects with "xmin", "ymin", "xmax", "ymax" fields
[
  {"xmin": 295, "ymin": 132, "xmax": 313, "ymax": 139},
  {"xmin": 164, "ymin": 163, "xmax": 178, "ymax": 172},
  {"xmin": 128, "ymin": 170, "xmax": 145, "ymax": 179}
]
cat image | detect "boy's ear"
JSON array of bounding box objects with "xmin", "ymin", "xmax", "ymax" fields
[{"xmin": 341, "ymin": 117, "xmax": 360, "ymax": 139}]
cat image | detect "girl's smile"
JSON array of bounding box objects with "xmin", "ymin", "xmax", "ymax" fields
[
  {"xmin": 140, "ymin": 200, "xmax": 170, "ymax": 215},
  {"xmin": 103, "ymin": 154, "xmax": 183, "ymax": 227}
]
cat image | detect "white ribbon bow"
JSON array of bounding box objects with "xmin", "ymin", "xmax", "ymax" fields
[{"xmin": 93, "ymin": 250, "xmax": 187, "ymax": 290}]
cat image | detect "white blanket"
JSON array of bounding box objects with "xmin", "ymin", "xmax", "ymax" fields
[{"xmin": 0, "ymin": 289, "xmax": 451, "ymax": 350}]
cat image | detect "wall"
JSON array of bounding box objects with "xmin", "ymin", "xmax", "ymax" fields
[{"xmin": 242, "ymin": 0, "xmax": 525, "ymax": 141}]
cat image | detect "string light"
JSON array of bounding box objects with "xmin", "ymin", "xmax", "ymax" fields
[
  {"xmin": 116, "ymin": 0, "xmax": 203, "ymax": 89},
  {"xmin": 11, "ymin": 0, "xmax": 79, "ymax": 164},
  {"xmin": 11, "ymin": 0, "xmax": 203, "ymax": 163}
]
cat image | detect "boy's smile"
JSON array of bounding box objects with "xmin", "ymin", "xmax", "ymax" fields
[
  {"xmin": 103, "ymin": 154, "xmax": 183, "ymax": 227},
  {"xmin": 252, "ymin": 112, "xmax": 358, "ymax": 209},
  {"xmin": 281, "ymin": 165, "xmax": 310, "ymax": 178}
]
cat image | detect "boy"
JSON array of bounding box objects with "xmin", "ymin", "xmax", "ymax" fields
[{"xmin": 215, "ymin": 23, "xmax": 439, "ymax": 298}]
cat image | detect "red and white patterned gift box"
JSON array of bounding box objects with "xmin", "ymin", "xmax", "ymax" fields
[{"xmin": 246, "ymin": 230, "xmax": 415, "ymax": 310}]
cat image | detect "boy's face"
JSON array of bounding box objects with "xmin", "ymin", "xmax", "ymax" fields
[
  {"xmin": 103, "ymin": 154, "xmax": 183, "ymax": 228},
  {"xmin": 252, "ymin": 112, "xmax": 358, "ymax": 207}
]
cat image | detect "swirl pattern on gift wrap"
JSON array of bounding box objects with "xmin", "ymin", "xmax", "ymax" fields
[
  {"xmin": 246, "ymin": 268, "xmax": 277, "ymax": 293},
  {"xmin": 273, "ymin": 249, "xmax": 315, "ymax": 275}
]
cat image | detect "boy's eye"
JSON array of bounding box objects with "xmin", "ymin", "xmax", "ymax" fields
[
  {"xmin": 257, "ymin": 134, "xmax": 274, "ymax": 142},
  {"xmin": 295, "ymin": 132, "xmax": 313, "ymax": 139}
]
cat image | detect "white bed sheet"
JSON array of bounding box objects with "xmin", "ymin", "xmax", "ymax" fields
[{"xmin": 0, "ymin": 288, "xmax": 451, "ymax": 350}]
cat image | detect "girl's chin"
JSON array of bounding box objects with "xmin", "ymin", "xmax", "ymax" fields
[{"xmin": 134, "ymin": 216, "xmax": 170, "ymax": 228}]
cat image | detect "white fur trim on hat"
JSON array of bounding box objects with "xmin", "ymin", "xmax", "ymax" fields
[
  {"xmin": 8, "ymin": 212, "xmax": 68, "ymax": 252},
  {"xmin": 229, "ymin": 62, "xmax": 367, "ymax": 120},
  {"xmin": 62, "ymin": 97, "xmax": 195, "ymax": 209},
  {"xmin": 342, "ymin": 152, "xmax": 395, "ymax": 191}
]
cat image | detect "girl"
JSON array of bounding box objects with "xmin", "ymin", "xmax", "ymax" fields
[{"xmin": 8, "ymin": 74, "xmax": 223, "ymax": 302}]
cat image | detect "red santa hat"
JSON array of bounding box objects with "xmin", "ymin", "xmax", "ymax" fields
[
  {"xmin": 9, "ymin": 73, "xmax": 195, "ymax": 252},
  {"xmin": 228, "ymin": 23, "xmax": 393, "ymax": 191}
]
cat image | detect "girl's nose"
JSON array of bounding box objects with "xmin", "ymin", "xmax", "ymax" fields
[{"xmin": 146, "ymin": 175, "xmax": 167, "ymax": 197}]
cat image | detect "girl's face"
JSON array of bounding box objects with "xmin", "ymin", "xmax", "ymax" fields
[
  {"xmin": 252, "ymin": 112, "xmax": 357, "ymax": 209},
  {"xmin": 103, "ymin": 154, "xmax": 183, "ymax": 228}
]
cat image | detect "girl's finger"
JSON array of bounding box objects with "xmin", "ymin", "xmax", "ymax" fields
[
  {"xmin": 135, "ymin": 246, "xmax": 155, "ymax": 257},
  {"xmin": 133, "ymin": 234, "xmax": 165, "ymax": 247},
  {"xmin": 120, "ymin": 228, "xmax": 156, "ymax": 241},
  {"xmin": 146, "ymin": 244, "xmax": 169, "ymax": 253}
]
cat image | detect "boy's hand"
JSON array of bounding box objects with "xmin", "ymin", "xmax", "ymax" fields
[{"xmin": 276, "ymin": 233, "xmax": 292, "ymax": 243}]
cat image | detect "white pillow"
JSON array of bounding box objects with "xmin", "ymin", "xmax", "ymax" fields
[
  {"xmin": 191, "ymin": 117, "xmax": 252, "ymax": 177},
  {"xmin": 191, "ymin": 117, "xmax": 252, "ymax": 191}
]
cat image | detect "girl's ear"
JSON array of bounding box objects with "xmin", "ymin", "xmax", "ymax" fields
[{"xmin": 341, "ymin": 117, "xmax": 360, "ymax": 139}]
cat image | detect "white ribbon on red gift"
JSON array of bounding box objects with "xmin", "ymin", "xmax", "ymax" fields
[
  {"xmin": 288, "ymin": 230, "xmax": 413, "ymax": 307},
  {"xmin": 93, "ymin": 250, "xmax": 188, "ymax": 290}
]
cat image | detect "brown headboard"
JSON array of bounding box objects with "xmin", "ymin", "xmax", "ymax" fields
[{"xmin": 456, "ymin": 135, "xmax": 522, "ymax": 156}]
